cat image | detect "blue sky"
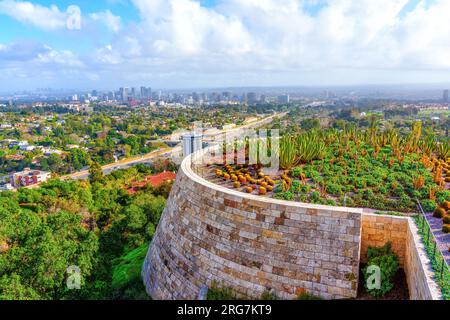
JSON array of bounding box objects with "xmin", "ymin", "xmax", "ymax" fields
[{"xmin": 0, "ymin": 0, "xmax": 449, "ymax": 91}]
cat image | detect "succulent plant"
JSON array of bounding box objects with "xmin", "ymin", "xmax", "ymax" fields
[
  {"xmin": 433, "ymin": 206, "xmax": 445, "ymax": 218},
  {"xmin": 442, "ymin": 224, "xmax": 450, "ymax": 234},
  {"xmin": 239, "ymin": 176, "xmax": 248, "ymax": 184},
  {"xmin": 443, "ymin": 215, "xmax": 450, "ymax": 224},
  {"xmin": 442, "ymin": 200, "xmax": 450, "ymax": 210}
]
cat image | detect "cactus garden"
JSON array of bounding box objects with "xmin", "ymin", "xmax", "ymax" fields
[{"xmin": 208, "ymin": 122, "xmax": 450, "ymax": 214}]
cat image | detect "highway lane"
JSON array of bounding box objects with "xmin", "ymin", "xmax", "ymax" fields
[{"xmin": 22, "ymin": 112, "xmax": 286, "ymax": 187}]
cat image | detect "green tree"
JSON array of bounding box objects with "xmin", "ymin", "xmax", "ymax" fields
[{"xmin": 89, "ymin": 161, "xmax": 104, "ymax": 184}]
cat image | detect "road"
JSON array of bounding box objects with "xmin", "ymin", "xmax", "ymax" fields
[
  {"xmin": 61, "ymin": 146, "xmax": 181, "ymax": 181},
  {"xmin": 31, "ymin": 112, "xmax": 286, "ymax": 185}
]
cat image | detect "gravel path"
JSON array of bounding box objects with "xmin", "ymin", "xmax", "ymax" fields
[{"xmin": 424, "ymin": 212, "xmax": 450, "ymax": 264}]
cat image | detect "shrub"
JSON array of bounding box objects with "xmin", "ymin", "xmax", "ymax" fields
[
  {"xmin": 436, "ymin": 191, "xmax": 450, "ymax": 206},
  {"xmin": 326, "ymin": 183, "xmax": 342, "ymax": 196},
  {"xmin": 300, "ymin": 185, "xmax": 311, "ymax": 193},
  {"xmin": 363, "ymin": 242, "xmax": 399, "ymax": 298},
  {"xmin": 259, "ymin": 290, "xmax": 278, "ymax": 300},
  {"xmin": 297, "ymin": 292, "xmax": 322, "ymax": 300},
  {"xmin": 421, "ymin": 199, "xmax": 436, "ymax": 213},
  {"xmin": 443, "ymin": 215, "xmax": 450, "ymax": 225},
  {"xmin": 273, "ymin": 185, "xmax": 283, "ymax": 194},
  {"xmin": 275, "ymin": 191, "xmax": 294, "ymax": 201},
  {"xmin": 393, "ymin": 185, "xmax": 405, "ymax": 197},
  {"xmin": 355, "ymin": 178, "xmax": 366, "ymax": 189},
  {"xmin": 291, "ymin": 180, "xmax": 301, "ymax": 193},
  {"xmin": 207, "ymin": 282, "xmax": 239, "ymax": 300},
  {"xmin": 309, "ymin": 190, "xmax": 320, "ymax": 202},
  {"xmin": 292, "ymin": 167, "xmax": 302, "ymax": 178},
  {"xmin": 377, "ymin": 185, "xmax": 388, "ymax": 195},
  {"xmin": 363, "ymin": 189, "xmax": 375, "ymax": 201}
]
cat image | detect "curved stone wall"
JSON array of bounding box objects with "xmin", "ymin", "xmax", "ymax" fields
[{"xmin": 142, "ymin": 151, "xmax": 364, "ymax": 300}]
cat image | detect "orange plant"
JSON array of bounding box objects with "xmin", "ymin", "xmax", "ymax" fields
[
  {"xmin": 429, "ymin": 185, "xmax": 437, "ymax": 201},
  {"xmin": 412, "ymin": 175, "xmax": 425, "ymax": 190}
]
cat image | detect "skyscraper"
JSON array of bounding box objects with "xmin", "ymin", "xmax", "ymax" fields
[
  {"xmin": 277, "ymin": 94, "xmax": 290, "ymax": 104},
  {"xmin": 444, "ymin": 90, "xmax": 449, "ymax": 103},
  {"xmin": 120, "ymin": 87, "xmax": 129, "ymax": 101},
  {"xmin": 140, "ymin": 86, "xmax": 147, "ymax": 99},
  {"xmin": 247, "ymin": 92, "xmax": 257, "ymax": 104}
]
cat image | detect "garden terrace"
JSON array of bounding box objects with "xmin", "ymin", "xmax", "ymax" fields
[
  {"xmin": 205, "ymin": 128, "xmax": 450, "ymax": 214},
  {"xmin": 142, "ymin": 143, "xmax": 442, "ymax": 300}
]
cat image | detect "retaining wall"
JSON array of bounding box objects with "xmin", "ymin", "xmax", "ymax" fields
[
  {"xmin": 142, "ymin": 151, "xmax": 442, "ymax": 300},
  {"xmin": 361, "ymin": 214, "xmax": 441, "ymax": 300}
]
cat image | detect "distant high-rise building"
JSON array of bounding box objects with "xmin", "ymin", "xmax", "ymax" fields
[
  {"xmin": 222, "ymin": 91, "xmax": 231, "ymax": 102},
  {"xmin": 140, "ymin": 86, "xmax": 147, "ymax": 99},
  {"xmin": 91, "ymin": 90, "xmax": 98, "ymax": 97},
  {"xmin": 444, "ymin": 90, "xmax": 449, "ymax": 103},
  {"xmin": 192, "ymin": 92, "xmax": 200, "ymax": 103},
  {"xmin": 140, "ymin": 86, "xmax": 152, "ymax": 100},
  {"xmin": 120, "ymin": 87, "xmax": 130, "ymax": 101},
  {"xmin": 131, "ymin": 88, "xmax": 136, "ymax": 99},
  {"xmin": 260, "ymin": 94, "xmax": 267, "ymax": 103},
  {"xmin": 247, "ymin": 92, "xmax": 257, "ymax": 104},
  {"xmin": 277, "ymin": 94, "xmax": 290, "ymax": 104}
]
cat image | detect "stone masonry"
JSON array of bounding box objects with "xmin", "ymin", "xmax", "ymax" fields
[
  {"xmin": 361, "ymin": 214, "xmax": 442, "ymax": 300},
  {"xmin": 142, "ymin": 154, "xmax": 363, "ymax": 300}
]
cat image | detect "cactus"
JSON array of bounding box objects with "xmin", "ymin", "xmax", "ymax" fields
[
  {"xmin": 433, "ymin": 206, "xmax": 445, "ymax": 218},
  {"xmin": 442, "ymin": 225, "xmax": 450, "ymax": 234},
  {"xmin": 442, "ymin": 200, "xmax": 450, "ymax": 210},
  {"xmin": 443, "ymin": 215, "xmax": 450, "ymax": 224}
]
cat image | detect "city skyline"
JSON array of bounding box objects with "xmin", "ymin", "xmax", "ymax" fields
[{"xmin": 1, "ymin": 0, "xmax": 450, "ymax": 90}]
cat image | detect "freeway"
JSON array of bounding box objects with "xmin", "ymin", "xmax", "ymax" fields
[
  {"xmin": 25, "ymin": 112, "xmax": 286, "ymax": 186},
  {"xmin": 61, "ymin": 146, "xmax": 182, "ymax": 181}
]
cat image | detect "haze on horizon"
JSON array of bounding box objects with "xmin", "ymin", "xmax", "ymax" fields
[{"xmin": 1, "ymin": 0, "xmax": 450, "ymax": 91}]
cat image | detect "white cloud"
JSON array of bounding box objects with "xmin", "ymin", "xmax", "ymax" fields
[
  {"xmin": 0, "ymin": 0, "xmax": 67, "ymax": 30},
  {"xmin": 0, "ymin": 0, "xmax": 122, "ymax": 33},
  {"xmin": 89, "ymin": 10, "xmax": 122, "ymax": 33},
  {"xmin": 3, "ymin": 0, "xmax": 450, "ymax": 89}
]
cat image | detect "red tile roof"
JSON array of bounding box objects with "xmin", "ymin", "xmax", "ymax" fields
[
  {"xmin": 144, "ymin": 171, "xmax": 177, "ymax": 187},
  {"xmin": 125, "ymin": 171, "xmax": 177, "ymax": 194}
]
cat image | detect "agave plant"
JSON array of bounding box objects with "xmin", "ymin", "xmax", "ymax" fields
[
  {"xmin": 420, "ymin": 135, "xmax": 435, "ymax": 158},
  {"xmin": 279, "ymin": 135, "xmax": 298, "ymax": 169},
  {"xmin": 435, "ymin": 140, "xmax": 450, "ymax": 160},
  {"xmin": 296, "ymin": 132, "xmax": 326, "ymax": 163}
]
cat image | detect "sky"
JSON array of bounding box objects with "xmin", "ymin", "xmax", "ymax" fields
[{"xmin": 1, "ymin": 0, "xmax": 450, "ymax": 91}]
